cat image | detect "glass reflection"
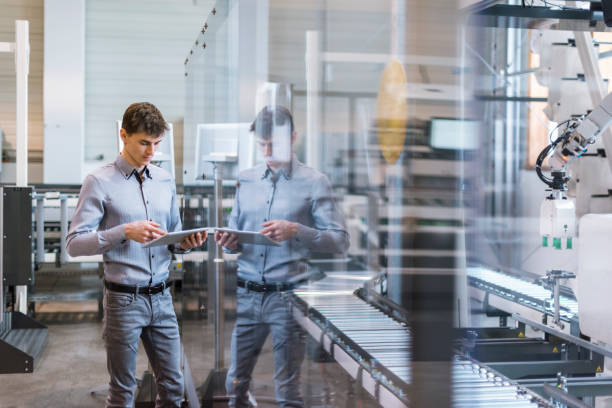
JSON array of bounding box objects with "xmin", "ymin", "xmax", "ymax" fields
[{"xmin": 177, "ymin": 1, "xmax": 568, "ymax": 408}]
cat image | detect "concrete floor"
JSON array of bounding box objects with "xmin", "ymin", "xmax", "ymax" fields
[{"xmin": 0, "ymin": 300, "xmax": 379, "ymax": 408}]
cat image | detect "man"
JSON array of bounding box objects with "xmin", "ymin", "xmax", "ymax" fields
[
  {"xmin": 67, "ymin": 102, "xmax": 206, "ymax": 408},
  {"xmin": 215, "ymin": 105, "xmax": 349, "ymax": 407}
]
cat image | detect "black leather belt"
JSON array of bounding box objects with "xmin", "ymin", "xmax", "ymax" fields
[
  {"xmin": 104, "ymin": 279, "xmax": 171, "ymax": 295},
  {"xmin": 237, "ymin": 278, "xmax": 295, "ymax": 292}
]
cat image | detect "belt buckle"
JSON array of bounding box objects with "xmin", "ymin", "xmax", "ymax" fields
[{"xmin": 146, "ymin": 285, "xmax": 154, "ymax": 295}]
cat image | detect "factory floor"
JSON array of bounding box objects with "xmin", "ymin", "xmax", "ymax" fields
[{"xmin": 0, "ymin": 300, "xmax": 379, "ymax": 408}]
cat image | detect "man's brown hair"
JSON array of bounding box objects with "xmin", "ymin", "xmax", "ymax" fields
[
  {"xmin": 250, "ymin": 105, "xmax": 294, "ymax": 139},
  {"xmin": 122, "ymin": 102, "xmax": 168, "ymax": 136}
]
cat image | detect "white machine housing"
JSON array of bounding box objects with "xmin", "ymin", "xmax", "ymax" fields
[{"xmin": 578, "ymin": 214, "xmax": 612, "ymax": 344}]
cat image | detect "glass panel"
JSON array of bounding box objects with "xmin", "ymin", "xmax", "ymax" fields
[{"xmin": 178, "ymin": 1, "xmax": 571, "ymax": 407}]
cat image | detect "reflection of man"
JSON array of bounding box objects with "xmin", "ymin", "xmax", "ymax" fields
[
  {"xmin": 67, "ymin": 102, "xmax": 206, "ymax": 407},
  {"xmin": 215, "ymin": 105, "xmax": 349, "ymax": 407}
]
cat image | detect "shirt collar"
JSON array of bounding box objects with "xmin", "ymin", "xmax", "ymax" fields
[
  {"xmin": 261, "ymin": 155, "xmax": 300, "ymax": 181},
  {"xmin": 115, "ymin": 154, "xmax": 152, "ymax": 180}
]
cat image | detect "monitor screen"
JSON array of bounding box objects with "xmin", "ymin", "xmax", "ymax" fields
[
  {"xmin": 193, "ymin": 123, "xmax": 253, "ymax": 181},
  {"xmin": 429, "ymin": 118, "xmax": 480, "ymax": 150}
]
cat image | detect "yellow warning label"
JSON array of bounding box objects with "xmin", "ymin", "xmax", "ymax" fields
[
  {"xmin": 518, "ymin": 332, "xmax": 524, "ymax": 338},
  {"xmin": 597, "ymin": 365, "xmax": 603, "ymax": 373},
  {"xmin": 552, "ymin": 347, "xmax": 558, "ymax": 353}
]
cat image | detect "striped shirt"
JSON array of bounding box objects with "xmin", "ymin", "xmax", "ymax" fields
[{"xmin": 66, "ymin": 155, "xmax": 183, "ymax": 285}]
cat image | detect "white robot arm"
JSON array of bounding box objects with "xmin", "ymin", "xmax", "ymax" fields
[
  {"xmin": 537, "ymin": 91, "xmax": 612, "ymax": 250},
  {"xmin": 546, "ymin": 91, "xmax": 612, "ymax": 172}
]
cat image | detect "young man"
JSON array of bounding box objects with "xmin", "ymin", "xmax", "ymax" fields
[
  {"xmin": 215, "ymin": 105, "xmax": 349, "ymax": 407},
  {"xmin": 67, "ymin": 102, "xmax": 206, "ymax": 408}
]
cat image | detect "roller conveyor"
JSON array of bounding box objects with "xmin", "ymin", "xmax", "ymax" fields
[
  {"xmin": 290, "ymin": 271, "xmax": 552, "ymax": 407},
  {"xmin": 468, "ymin": 267, "xmax": 578, "ymax": 322}
]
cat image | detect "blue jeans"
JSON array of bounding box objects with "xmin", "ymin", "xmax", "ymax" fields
[
  {"xmin": 102, "ymin": 288, "xmax": 184, "ymax": 408},
  {"xmin": 226, "ymin": 287, "xmax": 305, "ymax": 408}
]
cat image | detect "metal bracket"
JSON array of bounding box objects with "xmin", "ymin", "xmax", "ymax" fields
[
  {"xmin": 513, "ymin": 313, "xmax": 612, "ymax": 359},
  {"xmin": 540, "ymin": 269, "xmax": 576, "ymax": 329}
]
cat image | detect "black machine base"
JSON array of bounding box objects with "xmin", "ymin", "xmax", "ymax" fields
[{"xmin": 0, "ymin": 311, "xmax": 48, "ymax": 374}]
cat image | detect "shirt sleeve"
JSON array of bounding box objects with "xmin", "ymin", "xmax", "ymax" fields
[
  {"xmin": 66, "ymin": 175, "xmax": 127, "ymax": 256},
  {"xmin": 222, "ymin": 183, "xmax": 242, "ymax": 254},
  {"xmin": 294, "ymin": 174, "xmax": 350, "ymax": 253}
]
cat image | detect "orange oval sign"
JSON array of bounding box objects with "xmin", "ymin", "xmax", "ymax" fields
[{"xmin": 376, "ymin": 59, "xmax": 408, "ymax": 164}]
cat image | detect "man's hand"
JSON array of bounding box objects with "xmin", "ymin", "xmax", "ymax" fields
[
  {"xmin": 180, "ymin": 231, "xmax": 207, "ymax": 250},
  {"xmin": 214, "ymin": 230, "xmax": 239, "ymax": 251},
  {"xmin": 124, "ymin": 221, "xmax": 166, "ymax": 243},
  {"xmin": 260, "ymin": 220, "xmax": 298, "ymax": 242}
]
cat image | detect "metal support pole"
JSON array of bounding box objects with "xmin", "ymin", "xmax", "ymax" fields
[
  {"xmin": 15, "ymin": 20, "xmax": 30, "ymax": 315},
  {"xmin": 390, "ymin": 0, "xmax": 405, "ymax": 58},
  {"xmin": 60, "ymin": 195, "xmax": 68, "ymax": 264},
  {"xmin": 207, "ymin": 194, "xmax": 216, "ymax": 323},
  {"xmin": 541, "ymin": 270, "xmax": 575, "ymax": 329},
  {"xmin": 305, "ymin": 31, "xmax": 320, "ymax": 170},
  {"xmin": 366, "ymin": 192, "xmax": 379, "ymax": 271},
  {"xmin": 35, "ymin": 195, "xmax": 44, "ymax": 265},
  {"xmin": 553, "ymin": 279, "xmax": 560, "ymax": 327},
  {"xmin": 16, "ymin": 20, "xmax": 29, "ymax": 188},
  {"xmin": 213, "ymin": 163, "xmax": 225, "ymax": 370}
]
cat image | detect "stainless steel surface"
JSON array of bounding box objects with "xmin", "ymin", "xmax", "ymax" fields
[{"xmin": 213, "ymin": 163, "xmax": 225, "ymax": 370}]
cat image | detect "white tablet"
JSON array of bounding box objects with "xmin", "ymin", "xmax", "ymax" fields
[
  {"xmin": 215, "ymin": 227, "xmax": 281, "ymax": 247},
  {"xmin": 141, "ymin": 227, "xmax": 210, "ymax": 248}
]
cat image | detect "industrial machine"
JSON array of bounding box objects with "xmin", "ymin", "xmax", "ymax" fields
[{"xmin": 0, "ymin": 186, "xmax": 48, "ymax": 373}]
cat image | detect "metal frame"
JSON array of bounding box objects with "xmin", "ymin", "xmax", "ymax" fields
[
  {"xmin": 0, "ymin": 20, "xmax": 30, "ymax": 315},
  {"xmin": 468, "ymin": 4, "xmax": 608, "ymax": 31},
  {"xmin": 519, "ymin": 376, "xmax": 612, "ymax": 398}
]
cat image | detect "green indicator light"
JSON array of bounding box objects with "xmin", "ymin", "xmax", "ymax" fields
[
  {"xmin": 542, "ymin": 236, "xmax": 548, "ymax": 247},
  {"xmin": 553, "ymin": 237, "xmax": 561, "ymax": 250},
  {"xmin": 566, "ymin": 238, "xmax": 572, "ymax": 249}
]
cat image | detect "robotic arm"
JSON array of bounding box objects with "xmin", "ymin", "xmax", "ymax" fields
[
  {"xmin": 538, "ymin": 91, "xmax": 612, "ymax": 187},
  {"xmin": 537, "ymin": 91, "xmax": 612, "ymax": 249}
]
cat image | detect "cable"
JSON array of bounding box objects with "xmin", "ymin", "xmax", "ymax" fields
[
  {"xmin": 536, "ymin": 129, "xmax": 569, "ymax": 188},
  {"xmin": 541, "ymin": 0, "xmax": 583, "ymax": 11},
  {"xmin": 536, "ymin": 143, "xmax": 555, "ymax": 188},
  {"xmin": 548, "ymin": 119, "xmax": 571, "ymax": 143}
]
